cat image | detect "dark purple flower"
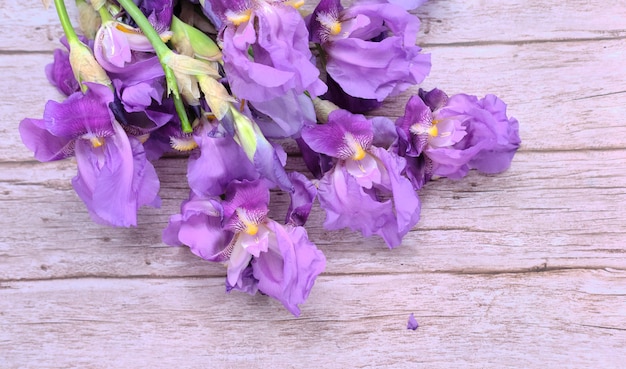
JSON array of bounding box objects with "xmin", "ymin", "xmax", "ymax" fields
[
  {"xmin": 136, "ymin": 0, "xmax": 174, "ymax": 33},
  {"xmin": 19, "ymin": 83, "xmax": 160, "ymax": 227},
  {"xmin": 295, "ymin": 136, "xmax": 334, "ymax": 180},
  {"xmin": 301, "ymin": 109, "xmax": 420, "ymax": 248},
  {"xmin": 310, "ymin": 0, "xmax": 430, "ymax": 101},
  {"xmin": 217, "ymin": 1, "xmax": 327, "ymax": 102},
  {"xmin": 407, "ymin": 313, "xmax": 419, "ymax": 330},
  {"xmin": 46, "ymin": 48, "xmax": 80, "ymax": 96}
]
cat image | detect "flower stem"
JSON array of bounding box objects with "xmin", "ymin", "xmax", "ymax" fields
[
  {"xmin": 97, "ymin": 4, "xmax": 113, "ymax": 23},
  {"xmin": 116, "ymin": 0, "xmax": 192, "ymax": 133},
  {"xmin": 54, "ymin": 0, "xmax": 79, "ymax": 44}
]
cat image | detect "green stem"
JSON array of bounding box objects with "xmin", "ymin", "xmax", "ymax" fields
[
  {"xmin": 116, "ymin": 0, "xmax": 192, "ymax": 133},
  {"xmin": 97, "ymin": 4, "xmax": 113, "ymax": 23},
  {"xmin": 54, "ymin": 0, "xmax": 79, "ymax": 44}
]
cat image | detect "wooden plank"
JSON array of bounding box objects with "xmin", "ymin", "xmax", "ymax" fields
[
  {"xmin": 1, "ymin": 149, "xmax": 624, "ymax": 281},
  {"xmin": 0, "ymin": 1, "xmax": 78, "ymax": 53},
  {"xmin": 415, "ymin": 0, "xmax": 626, "ymax": 45},
  {"xmin": 1, "ymin": 269, "xmax": 624, "ymax": 368},
  {"xmin": 3, "ymin": 36, "xmax": 626, "ymax": 162},
  {"xmin": 2, "ymin": 1, "xmax": 626, "ymax": 52}
]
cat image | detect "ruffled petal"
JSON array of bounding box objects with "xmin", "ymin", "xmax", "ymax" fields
[
  {"xmin": 321, "ymin": 2, "xmax": 431, "ymax": 101},
  {"xmin": 72, "ymin": 120, "xmax": 159, "ymax": 227},
  {"xmin": 317, "ymin": 165, "xmax": 402, "ymax": 247},
  {"xmin": 371, "ymin": 146, "xmax": 420, "ymax": 238},
  {"xmin": 252, "ymin": 221, "xmax": 326, "ymax": 316},
  {"xmin": 222, "ymin": 5, "xmax": 326, "ymax": 102}
]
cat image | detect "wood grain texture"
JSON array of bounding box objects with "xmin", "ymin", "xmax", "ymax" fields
[
  {"xmin": 1, "ymin": 0, "xmax": 625, "ymax": 368},
  {"xmin": 1, "ymin": 270, "xmax": 625, "ymax": 368}
]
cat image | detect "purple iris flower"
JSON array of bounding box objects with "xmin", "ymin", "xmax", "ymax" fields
[
  {"xmin": 19, "ymin": 82, "xmax": 160, "ymax": 227},
  {"xmin": 395, "ymin": 88, "xmax": 521, "ymax": 184},
  {"xmin": 163, "ymin": 179, "xmax": 326, "ymax": 316},
  {"xmin": 212, "ymin": 0, "xmax": 327, "ymax": 102},
  {"xmin": 310, "ymin": 0, "xmax": 431, "ymax": 101},
  {"xmin": 301, "ymin": 109, "xmax": 420, "ymax": 249},
  {"xmin": 93, "ymin": 9, "xmax": 172, "ymax": 113},
  {"xmin": 93, "ymin": 20, "xmax": 176, "ymax": 143}
]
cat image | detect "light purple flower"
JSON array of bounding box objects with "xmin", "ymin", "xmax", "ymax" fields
[
  {"xmin": 448, "ymin": 93, "xmax": 521, "ymax": 174},
  {"xmin": 163, "ymin": 179, "xmax": 326, "ymax": 316},
  {"xmin": 19, "ymin": 83, "xmax": 160, "ymax": 227},
  {"xmin": 395, "ymin": 88, "xmax": 521, "ymax": 184},
  {"xmin": 216, "ymin": 0, "xmax": 327, "ymax": 102},
  {"xmin": 301, "ymin": 109, "xmax": 420, "ymax": 248},
  {"xmin": 310, "ymin": 0, "xmax": 431, "ymax": 101}
]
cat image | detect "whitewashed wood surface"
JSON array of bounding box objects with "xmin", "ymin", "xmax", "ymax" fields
[{"xmin": 1, "ymin": 1, "xmax": 625, "ymax": 368}]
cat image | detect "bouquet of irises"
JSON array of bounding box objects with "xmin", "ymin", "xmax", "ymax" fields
[{"xmin": 20, "ymin": 0, "xmax": 520, "ymax": 316}]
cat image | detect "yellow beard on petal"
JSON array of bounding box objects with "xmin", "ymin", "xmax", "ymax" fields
[
  {"xmin": 90, "ymin": 137, "xmax": 105, "ymax": 148},
  {"xmin": 170, "ymin": 136, "xmax": 198, "ymax": 151},
  {"xmin": 226, "ymin": 9, "xmax": 252, "ymax": 26}
]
